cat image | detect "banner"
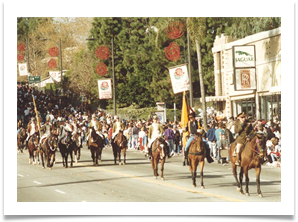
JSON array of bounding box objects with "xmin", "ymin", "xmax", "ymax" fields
[
  {"xmin": 18, "ymin": 63, "xmax": 28, "ymax": 76},
  {"xmin": 234, "ymin": 68, "xmax": 256, "ymax": 90},
  {"xmin": 180, "ymin": 91, "xmax": 189, "ymax": 152},
  {"xmin": 98, "ymin": 79, "xmax": 112, "ymax": 100},
  {"xmin": 49, "ymin": 71, "xmax": 61, "ymax": 83},
  {"xmin": 168, "ymin": 64, "xmax": 190, "ymax": 94}
]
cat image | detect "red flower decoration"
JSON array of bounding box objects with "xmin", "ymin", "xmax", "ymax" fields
[
  {"xmin": 17, "ymin": 43, "xmax": 26, "ymax": 52},
  {"xmin": 17, "ymin": 53, "xmax": 25, "ymax": 61},
  {"xmin": 48, "ymin": 58, "xmax": 57, "ymax": 68},
  {"xmin": 95, "ymin": 46, "xmax": 111, "ymax": 60},
  {"xmin": 165, "ymin": 20, "xmax": 184, "ymax": 39},
  {"xmin": 95, "ymin": 62, "xmax": 108, "ymax": 76},
  {"xmin": 48, "ymin": 47, "xmax": 59, "ymax": 57},
  {"xmin": 165, "ymin": 42, "xmax": 180, "ymax": 62}
]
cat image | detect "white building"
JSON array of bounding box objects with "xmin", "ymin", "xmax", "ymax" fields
[{"xmin": 207, "ymin": 27, "xmax": 281, "ymax": 121}]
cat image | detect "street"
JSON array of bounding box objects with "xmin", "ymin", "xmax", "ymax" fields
[{"xmin": 17, "ymin": 145, "xmax": 281, "ymax": 202}]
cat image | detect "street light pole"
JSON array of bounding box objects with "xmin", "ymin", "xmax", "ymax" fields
[{"xmin": 111, "ymin": 35, "xmax": 116, "ymax": 116}]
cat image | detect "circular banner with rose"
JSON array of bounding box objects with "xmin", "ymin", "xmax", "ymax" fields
[
  {"xmin": 95, "ymin": 62, "xmax": 108, "ymax": 76},
  {"xmin": 48, "ymin": 58, "xmax": 57, "ymax": 69},
  {"xmin": 17, "ymin": 53, "xmax": 24, "ymax": 62},
  {"xmin": 165, "ymin": 42, "xmax": 180, "ymax": 62},
  {"xmin": 48, "ymin": 47, "xmax": 59, "ymax": 57},
  {"xmin": 165, "ymin": 20, "xmax": 184, "ymax": 39},
  {"xmin": 95, "ymin": 46, "xmax": 111, "ymax": 60},
  {"xmin": 17, "ymin": 43, "xmax": 26, "ymax": 52}
]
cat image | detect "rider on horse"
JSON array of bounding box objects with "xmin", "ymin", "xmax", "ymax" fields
[
  {"xmin": 25, "ymin": 117, "xmax": 39, "ymax": 149},
  {"xmin": 147, "ymin": 115, "xmax": 172, "ymax": 160},
  {"xmin": 233, "ymin": 112, "xmax": 254, "ymax": 165},
  {"xmin": 39, "ymin": 117, "xmax": 53, "ymax": 146},
  {"xmin": 111, "ymin": 115, "xmax": 126, "ymax": 145},
  {"xmin": 86, "ymin": 114, "xmax": 105, "ymax": 145}
]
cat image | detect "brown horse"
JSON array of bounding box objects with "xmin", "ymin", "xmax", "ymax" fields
[
  {"xmin": 27, "ymin": 134, "xmax": 40, "ymax": 165},
  {"xmin": 72, "ymin": 132, "xmax": 82, "ymax": 163},
  {"xmin": 112, "ymin": 130, "xmax": 127, "ymax": 165},
  {"xmin": 229, "ymin": 134, "xmax": 267, "ymax": 197},
  {"xmin": 150, "ymin": 137, "xmax": 168, "ymax": 180},
  {"xmin": 17, "ymin": 127, "xmax": 27, "ymax": 153},
  {"xmin": 88, "ymin": 127, "xmax": 104, "ymax": 166},
  {"xmin": 40, "ymin": 133, "xmax": 58, "ymax": 169},
  {"xmin": 188, "ymin": 135, "xmax": 206, "ymax": 188}
]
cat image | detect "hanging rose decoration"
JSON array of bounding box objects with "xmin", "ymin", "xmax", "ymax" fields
[
  {"xmin": 165, "ymin": 20, "xmax": 184, "ymax": 39},
  {"xmin": 95, "ymin": 46, "xmax": 111, "ymax": 60},
  {"xmin": 95, "ymin": 62, "xmax": 108, "ymax": 76},
  {"xmin": 17, "ymin": 53, "xmax": 24, "ymax": 62},
  {"xmin": 17, "ymin": 43, "xmax": 26, "ymax": 52},
  {"xmin": 48, "ymin": 47, "xmax": 59, "ymax": 57},
  {"xmin": 48, "ymin": 58, "xmax": 57, "ymax": 68},
  {"xmin": 165, "ymin": 42, "xmax": 180, "ymax": 61}
]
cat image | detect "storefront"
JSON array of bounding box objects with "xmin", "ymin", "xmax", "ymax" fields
[{"xmin": 210, "ymin": 27, "xmax": 281, "ymax": 121}]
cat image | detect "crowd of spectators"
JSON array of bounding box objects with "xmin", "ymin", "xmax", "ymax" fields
[{"xmin": 17, "ymin": 84, "xmax": 281, "ymax": 167}]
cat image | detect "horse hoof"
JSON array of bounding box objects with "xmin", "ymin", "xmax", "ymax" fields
[
  {"xmin": 240, "ymin": 191, "xmax": 245, "ymax": 195},
  {"xmin": 193, "ymin": 184, "xmax": 196, "ymax": 188},
  {"xmin": 237, "ymin": 187, "xmax": 241, "ymax": 192},
  {"xmin": 162, "ymin": 177, "xmax": 165, "ymax": 181},
  {"xmin": 119, "ymin": 163, "xmax": 121, "ymax": 165},
  {"xmin": 245, "ymin": 193, "xmax": 250, "ymax": 196},
  {"xmin": 201, "ymin": 186, "xmax": 205, "ymax": 189},
  {"xmin": 42, "ymin": 167, "xmax": 45, "ymax": 169},
  {"xmin": 258, "ymin": 193, "xmax": 263, "ymax": 198},
  {"xmin": 123, "ymin": 162, "xmax": 126, "ymax": 165},
  {"xmin": 154, "ymin": 176, "xmax": 157, "ymax": 179}
]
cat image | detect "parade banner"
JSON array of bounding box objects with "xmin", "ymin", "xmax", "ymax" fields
[
  {"xmin": 168, "ymin": 64, "xmax": 190, "ymax": 94},
  {"xmin": 98, "ymin": 79, "xmax": 112, "ymax": 100},
  {"xmin": 49, "ymin": 71, "xmax": 61, "ymax": 83},
  {"xmin": 18, "ymin": 63, "xmax": 28, "ymax": 76}
]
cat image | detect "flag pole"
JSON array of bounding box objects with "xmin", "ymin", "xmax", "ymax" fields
[{"xmin": 32, "ymin": 95, "xmax": 41, "ymax": 133}]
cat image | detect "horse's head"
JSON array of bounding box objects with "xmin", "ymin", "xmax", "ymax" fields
[
  {"xmin": 115, "ymin": 130, "xmax": 126, "ymax": 148},
  {"xmin": 19, "ymin": 128, "xmax": 26, "ymax": 137},
  {"xmin": 32, "ymin": 134, "xmax": 39, "ymax": 147},
  {"xmin": 190, "ymin": 134, "xmax": 205, "ymax": 153},
  {"xmin": 48, "ymin": 134, "xmax": 58, "ymax": 151},
  {"xmin": 254, "ymin": 133, "xmax": 267, "ymax": 158}
]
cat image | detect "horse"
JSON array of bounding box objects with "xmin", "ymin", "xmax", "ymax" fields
[
  {"xmin": 17, "ymin": 127, "xmax": 27, "ymax": 153},
  {"xmin": 71, "ymin": 131, "xmax": 82, "ymax": 163},
  {"xmin": 88, "ymin": 126, "xmax": 104, "ymax": 166},
  {"xmin": 229, "ymin": 133, "xmax": 267, "ymax": 197},
  {"xmin": 27, "ymin": 134, "xmax": 40, "ymax": 165},
  {"xmin": 150, "ymin": 137, "xmax": 168, "ymax": 180},
  {"xmin": 111, "ymin": 130, "xmax": 127, "ymax": 165},
  {"xmin": 187, "ymin": 134, "xmax": 206, "ymax": 188},
  {"xmin": 40, "ymin": 133, "xmax": 58, "ymax": 169},
  {"xmin": 58, "ymin": 130, "xmax": 73, "ymax": 168}
]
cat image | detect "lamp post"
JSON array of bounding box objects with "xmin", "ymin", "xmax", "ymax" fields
[
  {"xmin": 40, "ymin": 38, "xmax": 63, "ymax": 91},
  {"xmin": 86, "ymin": 36, "xmax": 117, "ymax": 116}
]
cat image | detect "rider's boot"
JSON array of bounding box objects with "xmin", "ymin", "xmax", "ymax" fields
[
  {"xmin": 183, "ymin": 150, "xmax": 188, "ymax": 166},
  {"xmin": 148, "ymin": 148, "xmax": 152, "ymax": 160},
  {"xmin": 25, "ymin": 140, "xmax": 28, "ymax": 150}
]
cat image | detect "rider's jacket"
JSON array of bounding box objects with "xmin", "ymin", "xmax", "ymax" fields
[{"xmin": 234, "ymin": 119, "xmax": 253, "ymax": 144}]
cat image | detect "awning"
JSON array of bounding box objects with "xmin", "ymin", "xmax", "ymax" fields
[{"xmin": 195, "ymin": 96, "xmax": 227, "ymax": 102}]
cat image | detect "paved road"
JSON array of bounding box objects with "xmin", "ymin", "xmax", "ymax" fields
[{"xmin": 17, "ymin": 145, "xmax": 281, "ymax": 202}]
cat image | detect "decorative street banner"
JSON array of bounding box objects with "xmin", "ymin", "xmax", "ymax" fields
[
  {"xmin": 98, "ymin": 79, "xmax": 112, "ymax": 100},
  {"xmin": 49, "ymin": 71, "xmax": 61, "ymax": 82},
  {"xmin": 234, "ymin": 68, "xmax": 256, "ymax": 90},
  {"xmin": 168, "ymin": 64, "xmax": 190, "ymax": 94},
  {"xmin": 18, "ymin": 63, "xmax": 28, "ymax": 76}
]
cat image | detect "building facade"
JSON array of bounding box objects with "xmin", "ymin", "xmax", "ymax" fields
[{"xmin": 209, "ymin": 27, "xmax": 281, "ymax": 121}]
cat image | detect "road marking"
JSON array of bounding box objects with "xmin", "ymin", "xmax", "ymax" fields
[
  {"xmin": 55, "ymin": 190, "xmax": 66, "ymax": 194},
  {"xmin": 76, "ymin": 162, "xmax": 245, "ymax": 202},
  {"xmin": 18, "ymin": 174, "xmax": 24, "ymax": 177},
  {"xmin": 33, "ymin": 181, "xmax": 42, "ymax": 185}
]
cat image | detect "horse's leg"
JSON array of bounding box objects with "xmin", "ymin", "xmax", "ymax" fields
[
  {"xmin": 123, "ymin": 149, "xmax": 126, "ymax": 165},
  {"xmin": 199, "ymin": 158, "xmax": 205, "ymax": 189},
  {"xmin": 255, "ymin": 167, "xmax": 263, "ymax": 197},
  {"xmin": 65, "ymin": 152, "xmax": 68, "ymax": 168},
  {"xmin": 155, "ymin": 158, "xmax": 159, "ymax": 179},
  {"xmin": 232, "ymin": 164, "xmax": 241, "ymax": 192},
  {"xmin": 160, "ymin": 159, "xmax": 165, "ymax": 180},
  {"xmin": 188, "ymin": 157, "xmax": 195, "ymax": 187},
  {"xmin": 95, "ymin": 149, "xmax": 99, "ymax": 166},
  {"xmin": 28, "ymin": 148, "xmax": 32, "ymax": 164},
  {"xmin": 40, "ymin": 151, "xmax": 45, "ymax": 169},
  {"xmin": 78, "ymin": 147, "xmax": 81, "ymax": 161},
  {"xmin": 118, "ymin": 149, "xmax": 121, "ymax": 165},
  {"xmin": 239, "ymin": 167, "xmax": 244, "ymax": 194},
  {"xmin": 70, "ymin": 150, "xmax": 73, "ymax": 167},
  {"xmin": 244, "ymin": 166, "xmax": 250, "ymax": 196},
  {"xmin": 150, "ymin": 158, "xmax": 155, "ymax": 178}
]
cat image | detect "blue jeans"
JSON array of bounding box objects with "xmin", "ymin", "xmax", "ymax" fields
[
  {"xmin": 132, "ymin": 134, "xmax": 138, "ymax": 148},
  {"xmin": 175, "ymin": 144, "xmax": 180, "ymax": 153},
  {"xmin": 184, "ymin": 135, "xmax": 195, "ymax": 152},
  {"xmin": 168, "ymin": 139, "xmax": 174, "ymax": 153},
  {"xmin": 142, "ymin": 136, "xmax": 147, "ymax": 146},
  {"xmin": 129, "ymin": 135, "xmax": 132, "ymax": 148}
]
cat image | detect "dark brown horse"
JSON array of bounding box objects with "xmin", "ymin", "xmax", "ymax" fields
[
  {"xmin": 40, "ymin": 133, "xmax": 58, "ymax": 169},
  {"xmin": 27, "ymin": 134, "xmax": 40, "ymax": 165},
  {"xmin": 58, "ymin": 130, "xmax": 73, "ymax": 168},
  {"xmin": 17, "ymin": 127, "xmax": 27, "ymax": 153},
  {"xmin": 188, "ymin": 135, "xmax": 206, "ymax": 188},
  {"xmin": 112, "ymin": 130, "xmax": 127, "ymax": 165},
  {"xmin": 229, "ymin": 134, "xmax": 267, "ymax": 197},
  {"xmin": 88, "ymin": 127, "xmax": 104, "ymax": 166},
  {"xmin": 150, "ymin": 137, "xmax": 168, "ymax": 180}
]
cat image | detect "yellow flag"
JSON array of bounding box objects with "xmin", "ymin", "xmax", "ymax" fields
[
  {"xmin": 32, "ymin": 95, "xmax": 40, "ymax": 129},
  {"xmin": 180, "ymin": 91, "xmax": 190, "ymax": 152}
]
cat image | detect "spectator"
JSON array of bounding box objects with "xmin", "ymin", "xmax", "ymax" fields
[{"xmin": 164, "ymin": 124, "xmax": 175, "ymax": 156}]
